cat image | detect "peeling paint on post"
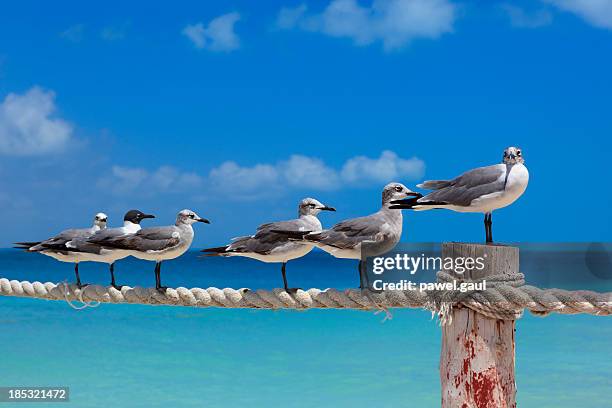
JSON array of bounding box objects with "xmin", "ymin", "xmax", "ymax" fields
[{"xmin": 440, "ymin": 243, "xmax": 518, "ymax": 408}]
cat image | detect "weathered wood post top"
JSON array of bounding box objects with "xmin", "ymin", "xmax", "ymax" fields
[{"xmin": 440, "ymin": 242, "xmax": 519, "ymax": 408}]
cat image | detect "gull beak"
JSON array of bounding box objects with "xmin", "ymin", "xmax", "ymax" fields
[
  {"xmin": 319, "ymin": 206, "xmax": 336, "ymax": 212},
  {"xmin": 389, "ymin": 194, "xmax": 422, "ymax": 209},
  {"xmin": 197, "ymin": 217, "xmax": 211, "ymax": 224},
  {"xmin": 142, "ymin": 214, "xmax": 156, "ymax": 219}
]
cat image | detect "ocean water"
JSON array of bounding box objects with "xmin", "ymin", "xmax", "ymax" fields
[{"xmin": 0, "ymin": 249, "xmax": 610, "ymax": 407}]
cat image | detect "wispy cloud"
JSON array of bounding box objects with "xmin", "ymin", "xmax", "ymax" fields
[
  {"xmin": 97, "ymin": 165, "xmax": 204, "ymax": 196},
  {"xmin": 277, "ymin": 4, "xmax": 308, "ymax": 29},
  {"xmin": 209, "ymin": 151, "xmax": 425, "ymax": 197},
  {"xmin": 341, "ymin": 151, "xmax": 424, "ymax": 183},
  {"xmin": 0, "ymin": 87, "xmax": 73, "ymax": 156},
  {"xmin": 501, "ymin": 4, "xmax": 553, "ymax": 28},
  {"xmin": 182, "ymin": 12, "xmax": 241, "ymax": 52},
  {"xmin": 60, "ymin": 24, "xmax": 85, "ymax": 42},
  {"xmin": 101, "ymin": 151, "xmax": 424, "ymax": 199},
  {"xmin": 545, "ymin": 0, "xmax": 612, "ymax": 29},
  {"xmin": 100, "ymin": 23, "xmax": 129, "ymax": 41},
  {"xmin": 276, "ymin": 0, "xmax": 457, "ymax": 51}
]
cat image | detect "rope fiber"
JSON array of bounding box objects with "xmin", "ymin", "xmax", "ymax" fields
[{"xmin": 1, "ymin": 272, "xmax": 610, "ymax": 320}]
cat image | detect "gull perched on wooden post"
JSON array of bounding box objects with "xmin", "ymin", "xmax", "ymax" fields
[
  {"xmin": 14, "ymin": 212, "xmax": 109, "ymax": 288},
  {"xmin": 201, "ymin": 198, "xmax": 336, "ymax": 292},
  {"xmin": 273, "ymin": 183, "xmax": 419, "ymax": 289},
  {"xmin": 390, "ymin": 146, "xmax": 529, "ymax": 243},
  {"xmin": 89, "ymin": 209, "xmax": 209, "ymax": 292}
]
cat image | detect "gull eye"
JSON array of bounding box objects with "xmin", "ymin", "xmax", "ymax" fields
[
  {"xmin": 395, "ymin": 186, "xmax": 402, "ymax": 192},
  {"xmin": 517, "ymin": 150, "xmax": 521, "ymax": 156}
]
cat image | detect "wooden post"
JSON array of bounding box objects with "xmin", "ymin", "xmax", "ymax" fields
[{"xmin": 440, "ymin": 243, "xmax": 518, "ymax": 408}]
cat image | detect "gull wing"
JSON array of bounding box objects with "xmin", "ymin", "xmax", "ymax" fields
[
  {"xmin": 419, "ymin": 164, "xmax": 507, "ymax": 206},
  {"xmin": 227, "ymin": 219, "xmax": 309, "ymax": 255},
  {"xmin": 314, "ymin": 213, "xmax": 388, "ymax": 250},
  {"xmin": 99, "ymin": 226, "xmax": 180, "ymax": 252}
]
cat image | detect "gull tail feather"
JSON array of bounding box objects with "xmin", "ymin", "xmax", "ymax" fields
[
  {"xmin": 417, "ymin": 180, "xmax": 451, "ymax": 190},
  {"xmin": 14, "ymin": 241, "xmax": 40, "ymax": 247},
  {"xmin": 13, "ymin": 242, "xmax": 41, "ymax": 251},
  {"xmin": 270, "ymin": 230, "xmax": 313, "ymax": 241},
  {"xmin": 389, "ymin": 198, "xmax": 448, "ymax": 210},
  {"xmin": 201, "ymin": 245, "xmax": 231, "ymax": 257}
]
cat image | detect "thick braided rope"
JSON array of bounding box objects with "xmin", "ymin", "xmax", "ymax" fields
[{"xmin": 0, "ymin": 277, "xmax": 610, "ymax": 317}]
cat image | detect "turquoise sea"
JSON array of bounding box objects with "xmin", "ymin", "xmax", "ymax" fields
[{"xmin": 0, "ymin": 249, "xmax": 610, "ymax": 407}]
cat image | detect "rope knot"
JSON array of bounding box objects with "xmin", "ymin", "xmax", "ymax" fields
[{"xmin": 429, "ymin": 271, "xmax": 526, "ymax": 324}]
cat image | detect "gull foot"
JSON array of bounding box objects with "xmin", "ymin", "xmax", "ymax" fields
[
  {"xmin": 156, "ymin": 286, "xmax": 168, "ymax": 294},
  {"xmin": 76, "ymin": 283, "xmax": 89, "ymax": 289},
  {"xmin": 286, "ymin": 287, "xmax": 302, "ymax": 294},
  {"xmin": 111, "ymin": 284, "xmax": 125, "ymax": 290}
]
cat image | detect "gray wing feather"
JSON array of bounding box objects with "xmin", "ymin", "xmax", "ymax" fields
[
  {"xmin": 419, "ymin": 164, "xmax": 506, "ymax": 206},
  {"xmin": 101, "ymin": 226, "xmax": 180, "ymax": 251},
  {"xmin": 88, "ymin": 227, "xmax": 129, "ymax": 244},
  {"xmin": 65, "ymin": 239, "xmax": 104, "ymax": 254},
  {"xmin": 418, "ymin": 180, "xmax": 452, "ymax": 190},
  {"xmin": 228, "ymin": 219, "xmax": 309, "ymax": 255},
  {"xmin": 30, "ymin": 228, "xmax": 92, "ymax": 251},
  {"xmin": 313, "ymin": 214, "xmax": 387, "ymax": 249}
]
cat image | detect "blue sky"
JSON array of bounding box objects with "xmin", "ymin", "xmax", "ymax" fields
[{"xmin": 0, "ymin": 0, "xmax": 610, "ymax": 247}]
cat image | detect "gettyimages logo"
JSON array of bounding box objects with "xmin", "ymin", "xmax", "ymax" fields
[
  {"xmin": 359, "ymin": 242, "xmax": 492, "ymax": 293},
  {"xmin": 372, "ymin": 253, "xmax": 487, "ymax": 275},
  {"xmin": 367, "ymin": 252, "xmax": 489, "ymax": 292}
]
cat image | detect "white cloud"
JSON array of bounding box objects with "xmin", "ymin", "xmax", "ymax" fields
[
  {"xmin": 97, "ymin": 151, "xmax": 424, "ymax": 199},
  {"xmin": 545, "ymin": 0, "xmax": 612, "ymax": 29},
  {"xmin": 61, "ymin": 24, "xmax": 85, "ymax": 42},
  {"xmin": 281, "ymin": 155, "xmax": 340, "ymax": 190},
  {"xmin": 501, "ymin": 4, "xmax": 553, "ymax": 28},
  {"xmin": 182, "ymin": 12, "xmax": 241, "ymax": 51},
  {"xmin": 101, "ymin": 23, "xmax": 129, "ymax": 41},
  {"xmin": 276, "ymin": 0, "xmax": 457, "ymax": 50},
  {"xmin": 209, "ymin": 161, "xmax": 279, "ymax": 191},
  {"xmin": 0, "ymin": 87, "xmax": 73, "ymax": 156},
  {"xmin": 277, "ymin": 4, "xmax": 309, "ymax": 29},
  {"xmin": 208, "ymin": 151, "xmax": 425, "ymax": 196},
  {"xmin": 98, "ymin": 165, "xmax": 203, "ymax": 195},
  {"xmin": 341, "ymin": 150, "xmax": 424, "ymax": 183}
]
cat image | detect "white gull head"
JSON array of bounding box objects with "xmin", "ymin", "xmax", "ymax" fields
[
  {"xmin": 503, "ymin": 146, "xmax": 524, "ymax": 165},
  {"xmin": 298, "ymin": 198, "xmax": 336, "ymax": 217},
  {"xmin": 382, "ymin": 182, "xmax": 419, "ymax": 206},
  {"xmin": 176, "ymin": 209, "xmax": 210, "ymax": 226},
  {"xmin": 93, "ymin": 212, "xmax": 108, "ymax": 229}
]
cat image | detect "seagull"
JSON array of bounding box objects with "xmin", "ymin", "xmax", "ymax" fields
[
  {"xmin": 89, "ymin": 209, "xmax": 209, "ymax": 292},
  {"xmin": 66, "ymin": 209, "xmax": 156, "ymax": 289},
  {"xmin": 201, "ymin": 198, "xmax": 336, "ymax": 292},
  {"xmin": 14, "ymin": 213, "xmax": 109, "ymax": 287},
  {"xmin": 273, "ymin": 183, "xmax": 419, "ymax": 289},
  {"xmin": 390, "ymin": 146, "xmax": 529, "ymax": 243}
]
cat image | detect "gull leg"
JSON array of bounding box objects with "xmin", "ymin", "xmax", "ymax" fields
[
  {"xmin": 155, "ymin": 261, "xmax": 167, "ymax": 293},
  {"xmin": 484, "ymin": 213, "xmax": 493, "ymax": 244},
  {"xmin": 281, "ymin": 262, "xmax": 301, "ymax": 294},
  {"xmin": 281, "ymin": 262, "xmax": 289, "ymax": 291},
  {"xmin": 74, "ymin": 263, "xmax": 87, "ymax": 289},
  {"xmin": 110, "ymin": 262, "xmax": 123, "ymax": 290},
  {"xmin": 358, "ymin": 261, "xmax": 365, "ymax": 289},
  {"xmin": 483, "ymin": 213, "xmax": 489, "ymax": 243},
  {"xmin": 489, "ymin": 213, "xmax": 494, "ymax": 244}
]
